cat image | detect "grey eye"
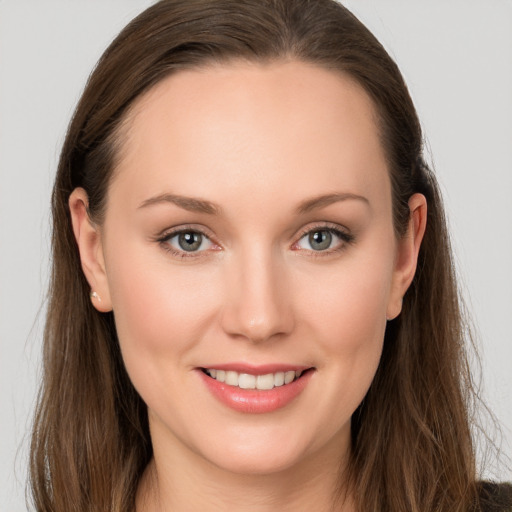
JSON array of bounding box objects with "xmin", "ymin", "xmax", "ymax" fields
[
  {"xmin": 161, "ymin": 229, "xmax": 215, "ymax": 256},
  {"xmin": 177, "ymin": 232, "xmax": 203, "ymax": 251},
  {"xmin": 308, "ymin": 230, "xmax": 332, "ymax": 251},
  {"xmin": 296, "ymin": 227, "xmax": 351, "ymax": 253}
]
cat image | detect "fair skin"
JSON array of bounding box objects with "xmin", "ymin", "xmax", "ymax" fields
[{"xmin": 70, "ymin": 60, "xmax": 426, "ymax": 511}]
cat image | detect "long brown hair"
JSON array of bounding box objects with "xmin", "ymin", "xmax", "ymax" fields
[{"xmin": 30, "ymin": 1, "xmax": 486, "ymax": 510}]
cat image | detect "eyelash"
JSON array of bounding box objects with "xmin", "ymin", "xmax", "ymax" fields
[
  {"xmin": 293, "ymin": 223, "xmax": 355, "ymax": 258},
  {"xmin": 156, "ymin": 225, "xmax": 216, "ymax": 260},
  {"xmin": 156, "ymin": 223, "xmax": 355, "ymax": 260}
]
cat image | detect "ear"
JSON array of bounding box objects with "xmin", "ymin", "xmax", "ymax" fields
[
  {"xmin": 69, "ymin": 187, "xmax": 112, "ymax": 312},
  {"xmin": 386, "ymin": 193, "xmax": 427, "ymax": 320}
]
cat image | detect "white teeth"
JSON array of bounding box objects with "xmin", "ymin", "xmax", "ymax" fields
[
  {"xmin": 238, "ymin": 373, "xmax": 256, "ymax": 389},
  {"xmin": 274, "ymin": 372, "xmax": 285, "ymax": 387},
  {"xmin": 225, "ymin": 371, "xmax": 238, "ymax": 386},
  {"xmin": 205, "ymin": 368, "xmax": 307, "ymax": 389},
  {"xmin": 256, "ymin": 373, "xmax": 275, "ymax": 390},
  {"xmin": 284, "ymin": 371, "xmax": 295, "ymax": 384}
]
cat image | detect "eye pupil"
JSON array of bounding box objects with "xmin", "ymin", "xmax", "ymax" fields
[
  {"xmin": 178, "ymin": 232, "xmax": 202, "ymax": 251},
  {"xmin": 309, "ymin": 230, "xmax": 332, "ymax": 250}
]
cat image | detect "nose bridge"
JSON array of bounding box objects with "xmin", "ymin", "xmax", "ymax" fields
[{"xmin": 221, "ymin": 241, "xmax": 293, "ymax": 343}]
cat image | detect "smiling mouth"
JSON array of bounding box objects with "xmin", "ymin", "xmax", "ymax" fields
[{"xmin": 201, "ymin": 368, "xmax": 314, "ymax": 390}]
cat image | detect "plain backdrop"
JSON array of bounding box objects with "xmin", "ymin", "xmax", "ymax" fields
[{"xmin": 1, "ymin": 1, "xmax": 511, "ymax": 510}]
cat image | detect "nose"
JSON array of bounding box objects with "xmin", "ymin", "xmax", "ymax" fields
[{"xmin": 220, "ymin": 247, "xmax": 295, "ymax": 343}]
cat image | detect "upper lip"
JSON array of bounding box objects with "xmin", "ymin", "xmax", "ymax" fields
[{"xmin": 199, "ymin": 363, "xmax": 313, "ymax": 375}]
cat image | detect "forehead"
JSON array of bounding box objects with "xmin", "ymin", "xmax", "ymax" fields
[{"xmin": 110, "ymin": 60, "xmax": 390, "ymax": 217}]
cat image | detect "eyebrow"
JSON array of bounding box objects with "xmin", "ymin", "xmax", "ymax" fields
[
  {"xmin": 138, "ymin": 193, "xmax": 222, "ymax": 215},
  {"xmin": 137, "ymin": 191, "xmax": 369, "ymax": 215},
  {"xmin": 295, "ymin": 192, "xmax": 369, "ymax": 214}
]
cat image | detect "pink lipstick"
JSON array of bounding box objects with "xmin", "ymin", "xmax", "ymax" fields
[{"xmin": 197, "ymin": 364, "xmax": 314, "ymax": 414}]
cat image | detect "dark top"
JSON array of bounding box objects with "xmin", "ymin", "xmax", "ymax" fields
[{"xmin": 479, "ymin": 482, "xmax": 512, "ymax": 511}]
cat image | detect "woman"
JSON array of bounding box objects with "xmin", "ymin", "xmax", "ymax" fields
[{"xmin": 29, "ymin": 0, "xmax": 511, "ymax": 510}]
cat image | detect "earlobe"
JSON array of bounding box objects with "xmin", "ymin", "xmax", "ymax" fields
[
  {"xmin": 386, "ymin": 193, "xmax": 427, "ymax": 320},
  {"xmin": 69, "ymin": 187, "xmax": 113, "ymax": 312}
]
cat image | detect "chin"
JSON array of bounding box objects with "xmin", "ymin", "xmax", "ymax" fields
[
  {"xmin": 190, "ymin": 419, "xmax": 343, "ymax": 477},
  {"xmin": 205, "ymin": 441, "xmax": 310, "ymax": 476}
]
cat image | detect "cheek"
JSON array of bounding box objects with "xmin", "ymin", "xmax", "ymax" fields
[
  {"xmin": 320, "ymin": 276, "xmax": 387, "ymax": 387},
  {"xmin": 300, "ymin": 254, "xmax": 393, "ymax": 347},
  {"xmin": 104, "ymin": 239, "xmax": 221, "ymax": 371},
  {"xmin": 295, "ymin": 249, "xmax": 394, "ymax": 403}
]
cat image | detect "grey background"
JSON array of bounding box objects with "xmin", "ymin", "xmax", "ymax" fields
[{"xmin": 1, "ymin": 1, "xmax": 510, "ymax": 510}]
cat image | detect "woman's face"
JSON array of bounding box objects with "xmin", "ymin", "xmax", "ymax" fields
[{"xmin": 74, "ymin": 60, "xmax": 421, "ymax": 475}]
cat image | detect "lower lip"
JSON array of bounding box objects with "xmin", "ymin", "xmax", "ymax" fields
[{"xmin": 198, "ymin": 370, "xmax": 314, "ymax": 414}]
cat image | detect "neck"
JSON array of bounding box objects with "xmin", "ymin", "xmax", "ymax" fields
[{"xmin": 136, "ymin": 427, "xmax": 355, "ymax": 512}]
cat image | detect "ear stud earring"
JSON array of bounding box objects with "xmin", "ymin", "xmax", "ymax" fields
[{"xmin": 90, "ymin": 291, "xmax": 102, "ymax": 302}]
